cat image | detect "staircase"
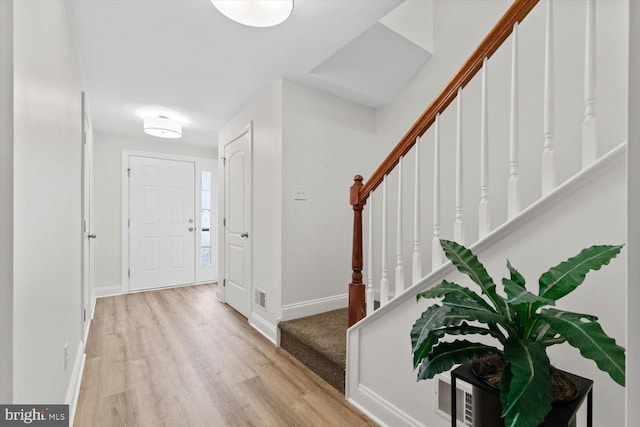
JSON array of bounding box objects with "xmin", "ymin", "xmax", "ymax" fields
[
  {"xmin": 280, "ymin": 0, "xmax": 628, "ymax": 425},
  {"xmin": 342, "ymin": 0, "xmax": 628, "ymax": 426}
]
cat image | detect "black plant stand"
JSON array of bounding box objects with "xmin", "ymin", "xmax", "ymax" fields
[{"xmin": 450, "ymin": 363, "xmax": 593, "ymax": 427}]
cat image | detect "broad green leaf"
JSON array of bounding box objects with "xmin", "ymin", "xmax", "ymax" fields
[
  {"xmin": 443, "ymin": 293, "xmax": 504, "ymax": 325},
  {"xmin": 412, "ymin": 322, "xmax": 497, "ymax": 368},
  {"xmin": 499, "ymin": 362, "xmax": 514, "ymax": 414},
  {"xmin": 501, "ymin": 338, "xmax": 553, "ymax": 427},
  {"xmin": 506, "ymin": 260, "xmax": 525, "ymax": 287},
  {"xmin": 538, "ymin": 245, "xmax": 623, "ymax": 301},
  {"xmin": 531, "ymin": 322, "xmax": 557, "ymax": 344},
  {"xmin": 417, "ymin": 280, "xmax": 492, "ymax": 312},
  {"xmin": 540, "ymin": 308, "xmax": 625, "ymax": 386},
  {"xmin": 504, "ymin": 261, "xmax": 531, "ymax": 331},
  {"xmin": 411, "ymin": 305, "xmax": 458, "ymax": 355},
  {"xmin": 504, "ymin": 279, "xmax": 555, "ymax": 307},
  {"xmin": 440, "ymin": 239, "xmax": 508, "ymax": 316},
  {"xmin": 416, "ymin": 340, "xmax": 499, "ymax": 380}
]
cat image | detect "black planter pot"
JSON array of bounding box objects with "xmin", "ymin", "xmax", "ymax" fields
[{"xmin": 450, "ymin": 363, "xmax": 593, "ymax": 427}]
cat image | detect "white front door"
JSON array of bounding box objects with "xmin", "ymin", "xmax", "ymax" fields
[
  {"xmin": 224, "ymin": 127, "xmax": 252, "ymax": 318},
  {"xmin": 129, "ymin": 156, "xmax": 195, "ymax": 291}
]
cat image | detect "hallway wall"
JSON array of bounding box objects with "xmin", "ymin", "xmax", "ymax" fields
[
  {"xmin": 12, "ymin": 0, "xmax": 84, "ymax": 403},
  {"xmin": 0, "ymin": 0, "xmax": 14, "ymax": 404}
]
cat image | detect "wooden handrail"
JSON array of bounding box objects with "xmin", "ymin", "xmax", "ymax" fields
[
  {"xmin": 348, "ymin": 0, "xmax": 541, "ymax": 327},
  {"xmin": 357, "ymin": 0, "xmax": 540, "ymax": 205}
]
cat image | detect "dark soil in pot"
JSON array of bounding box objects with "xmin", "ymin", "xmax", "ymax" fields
[{"xmin": 470, "ymin": 352, "xmax": 578, "ymax": 403}]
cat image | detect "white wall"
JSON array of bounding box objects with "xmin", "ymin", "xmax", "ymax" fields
[
  {"xmin": 217, "ymin": 79, "xmax": 379, "ymax": 335},
  {"xmin": 281, "ymin": 80, "xmax": 378, "ymax": 314},
  {"xmin": 0, "ymin": 0, "xmax": 14, "ymax": 403},
  {"xmin": 626, "ymin": 1, "xmax": 639, "ymax": 424},
  {"xmin": 218, "ymin": 81, "xmax": 284, "ymax": 341},
  {"xmin": 12, "ymin": 0, "xmax": 84, "ymax": 403},
  {"xmin": 91, "ymin": 132, "xmax": 215, "ymax": 295},
  {"xmin": 349, "ymin": 151, "xmax": 627, "ymax": 427}
]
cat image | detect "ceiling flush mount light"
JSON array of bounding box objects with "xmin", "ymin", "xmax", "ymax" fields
[
  {"xmin": 210, "ymin": 0, "xmax": 294, "ymax": 28},
  {"xmin": 143, "ymin": 116, "xmax": 182, "ymax": 139}
]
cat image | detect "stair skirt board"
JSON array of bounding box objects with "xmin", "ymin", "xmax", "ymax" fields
[
  {"xmin": 280, "ymin": 328, "xmax": 345, "ymax": 392},
  {"xmin": 281, "ymin": 293, "xmax": 348, "ymax": 322}
]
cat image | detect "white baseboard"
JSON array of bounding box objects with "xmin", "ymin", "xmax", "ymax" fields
[
  {"xmin": 66, "ymin": 343, "xmax": 86, "ymax": 427},
  {"xmin": 280, "ymin": 293, "xmax": 348, "ymax": 321},
  {"xmin": 348, "ymin": 385, "xmax": 425, "ymax": 427},
  {"xmin": 249, "ymin": 312, "xmax": 277, "ymax": 345}
]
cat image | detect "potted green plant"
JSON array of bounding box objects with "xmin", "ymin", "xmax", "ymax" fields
[{"xmin": 411, "ymin": 239, "xmax": 625, "ymax": 427}]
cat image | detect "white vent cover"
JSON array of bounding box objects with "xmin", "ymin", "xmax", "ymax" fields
[
  {"xmin": 254, "ymin": 288, "xmax": 267, "ymax": 310},
  {"xmin": 435, "ymin": 373, "xmax": 473, "ymax": 426}
]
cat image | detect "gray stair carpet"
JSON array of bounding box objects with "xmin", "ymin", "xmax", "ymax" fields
[{"xmin": 279, "ymin": 308, "xmax": 347, "ymax": 393}]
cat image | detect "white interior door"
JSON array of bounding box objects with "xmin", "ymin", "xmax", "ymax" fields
[
  {"xmin": 224, "ymin": 128, "xmax": 252, "ymax": 318},
  {"xmin": 81, "ymin": 94, "xmax": 92, "ymax": 339},
  {"xmin": 129, "ymin": 156, "xmax": 195, "ymax": 291}
]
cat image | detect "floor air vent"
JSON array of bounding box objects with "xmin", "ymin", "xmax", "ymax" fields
[
  {"xmin": 435, "ymin": 373, "xmax": 473, "ymax": 426},
  {"xmin": 254, "ymin": 288, "xmax": 266, "ymax": 309}
]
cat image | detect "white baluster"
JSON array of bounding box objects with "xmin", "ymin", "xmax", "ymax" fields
[
  {"xmin": 542, "ymin": 0, "xmax": 556, "ymax": 196},
  {"xmin": 432, "ymin": 114, "xmax": 442, "ymax": 269},
  {"xmin": 454, "ymin": 88, "xmax": 465, "ymax": 245},
  {"xmin": 412, "ymin": 137, "xmax": 422, "ymax": 284},
  {"xmin": 479, "ymin": 58, "xmax": 491, "ymax": 239},
  {"xmin": 508, "ymin": 22, "xmax": 521, "ymax": 220},
  {"xmin": 380, "ymin": 179, "xmax": 389, "ymax": 306},
  {"xmin": 395, "ymin": 158, "xmax": 405, "ymax": 296},
  {"xmin": 583, "ymin": 0, "xmax": 597, "ymax": 167},
  {"xmin": 366, "ymin": 196, "xmax": 374, "ymax": 316}
]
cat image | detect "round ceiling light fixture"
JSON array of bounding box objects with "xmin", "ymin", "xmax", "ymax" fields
[
  {"xmin": 210, "ymin": 0, "xmax": 294, "ymax": 28},
  {"xmin": 143, "ymin": 116, "xmax": 182, "ymax": 139}
]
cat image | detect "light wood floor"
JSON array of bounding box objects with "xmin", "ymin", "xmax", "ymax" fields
[{"xmin": 74, "ymin": 284, "xmax": 376, "ymax": 427}]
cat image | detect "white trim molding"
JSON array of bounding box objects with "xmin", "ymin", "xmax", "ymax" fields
[
  {"xmin": 348, "ymin": 385, "xmax": 425, "ymax": 427},
  {"xmin": 66, "ymin": 343, "xmax": 86, "ymax": 427},
  {"xmin": 280, "ymin": 293, "xmax": 348, "ymax": 322},
  {"xmin": 249, "ymin": 312, "xmax": 277, "ymax": 345}
]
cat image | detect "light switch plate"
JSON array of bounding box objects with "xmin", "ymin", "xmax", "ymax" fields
[{"xmin": 293, "ymin": 185, "xmax": 307, "ymax": 200}]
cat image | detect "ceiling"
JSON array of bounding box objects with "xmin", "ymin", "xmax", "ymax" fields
[{"xmin": 70, "ymin": 0, "xmax": 430, "ymax": 147}]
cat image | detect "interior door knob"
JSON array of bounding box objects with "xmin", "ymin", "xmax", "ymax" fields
[
  {"xmin": 88, "ymin": 234, "xmax": 97, "ymax": 239},
  {"xmin": 240, "ymin": 232, "xmax": 249, "ymax": 238},
  {"xmin": 188, "ymin": 227, "xmax": 194, "ymax": 232}
]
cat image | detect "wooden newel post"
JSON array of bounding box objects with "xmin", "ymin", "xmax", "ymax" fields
[{"xmin": 349, "ymin": 175, "xmax": 366, "ymax": 327}]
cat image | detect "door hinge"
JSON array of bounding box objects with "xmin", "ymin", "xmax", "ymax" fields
[
  {"xmin": 127, "ymin": 168, "xmax": 131, "ymax": 177},
  {"xmin": 128, "ymin": 269, "xmax": 130, "ymax": 278},
  {"xmin": 222, "ymin": 157, "xmax": 226, "ymax": 166},
  {"xmin": 223, "ymin": 218, "xmax": 226, "ymax": 226},
  {"xmin": 83, "ymin": 309, "xmax": 87, "ymax": 322},
  {"xmin": 128, "ymin": 218, "xmax": 130, "ymax": 227},
  {"xmin": 223, "ymin": 278, "xmax": 226, "ymax": 287}
]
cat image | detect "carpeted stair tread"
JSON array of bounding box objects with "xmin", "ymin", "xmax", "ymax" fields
[{"xmin": 279, "ymin": 308, "xmax": 347, "ymax": 369}]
